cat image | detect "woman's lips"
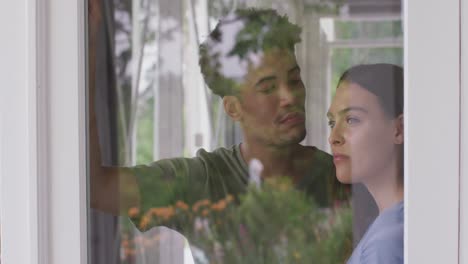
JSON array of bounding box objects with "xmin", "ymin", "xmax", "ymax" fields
[{"xmin": 333, "ymin": 154, "xmax": 349, "ymax": 163}]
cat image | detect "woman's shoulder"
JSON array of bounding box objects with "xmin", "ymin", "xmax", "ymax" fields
[
  {"xmin": 348, "ymin": 226, "xmax": 403, "ymax": 264},
  {"xmin": 350, "ymin": 202, "xmax": 403, "ymax": 264}
]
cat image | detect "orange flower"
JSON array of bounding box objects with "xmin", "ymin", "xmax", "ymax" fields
[
  {"xmin": 124, "ymin": 248, "xmax": 135, "ymax": 257},
  {"xmin": 211, "ymin": 200, "xmax": 227, "ymax": 211},
  {"xmin": 150, "ymin": 208, "xmax": 162, "ymax": 215},
  {"xmin": 121, "ymin": 239, "xmax": 130, "ymax": 248},
  {"xmin": 202, "ymin": 209, "xmax": 210, "ymax": 216},
  {"xmin": 150, "ymin": 206, "xmax": 175, "ymax": 220},
  {"xmin": 139, "ymin": 215, "xmax": 150, "ymax": 230},
  {"xmin": 225, "ymin": 194, "xmax": 234, "ymax": 203},
  {"xmin": 192, "ymin": 199, "xmax": 211, "ymax": 212},
  {"xmin": 175, "ymin": 200, "xmax": 189, "ymax": 210},
  {"xmin": 128, "ymin": 207, "xmax": 140, "ymax": 217}
]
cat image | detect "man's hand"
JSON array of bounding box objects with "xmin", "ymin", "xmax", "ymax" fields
[
  {"xmin": 88, "ymin": 0, "xmax": 102, "ymax": 38},
  {"xmin": 87, "ymin": 0, "xmax": 140, "ymax": 216}
]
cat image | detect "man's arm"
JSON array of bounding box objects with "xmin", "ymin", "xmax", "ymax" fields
[{"xmin": 88, "ymin": 0, "xmax": 139, "ymax": 216}]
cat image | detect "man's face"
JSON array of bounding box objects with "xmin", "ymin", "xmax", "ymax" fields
[{"xmin": 237, "ymin": 48, "xmax": 306, "ymax": 147}]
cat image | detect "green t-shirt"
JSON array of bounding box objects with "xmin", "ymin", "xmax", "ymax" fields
[{"xmin": 129, "ymin": 144, "xmax": 347, "ymax": 231}]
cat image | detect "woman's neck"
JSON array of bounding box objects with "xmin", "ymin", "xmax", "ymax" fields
[
  {"xmin": 363, "ymin": 158, "xmax": 404, "ymax": 213},
  {"xmin": 364, "ymin": 166, "xmax": 404, "ymax": 213}
]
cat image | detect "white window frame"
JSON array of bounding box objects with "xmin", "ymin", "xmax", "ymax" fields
[
  {"xmin": 404, "ymin": 0, "xmax": 461, "ymax": 263},
  {"xmin": 0, "ymin": 0, "xmax": 464, "ymax": 263},
  {"xmin": 1, "ymin": 0, "xmax": 87, "ymax": 264},
  {"xmin": 461, "ymin": 0, "xmax": 468, "ymax": 263}
]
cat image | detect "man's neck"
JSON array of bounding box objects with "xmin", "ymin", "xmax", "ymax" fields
[{"xmin": 239, "ymin": 140, "xmax": 306, "ymax": 180}]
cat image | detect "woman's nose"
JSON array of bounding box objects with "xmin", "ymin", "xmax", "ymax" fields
[{"xmin": 328, "ymin": 125, "xmax": 344, "ymax": 146}]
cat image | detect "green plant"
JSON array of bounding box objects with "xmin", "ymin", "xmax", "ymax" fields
[{"xmin": 122, "ymin": 177, "xmax": 353, "ymax": 263}]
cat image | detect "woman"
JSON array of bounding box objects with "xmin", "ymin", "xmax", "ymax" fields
[{"xmin": 327, "ymin": 64, "xmax": 404, "ymax": 264}]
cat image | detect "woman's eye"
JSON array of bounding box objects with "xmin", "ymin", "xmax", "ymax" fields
[
  {"xmin": 327, "ymin": 120, "xmax": 335, "ymax": 128},
  {"xmin": 346, "ymin": 117, "xmax": 360, "ymax": 125}
]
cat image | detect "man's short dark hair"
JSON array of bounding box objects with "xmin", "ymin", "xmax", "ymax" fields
[{"xmin": 199, "ymin": 8, "xmax": 302, "ymax": 97}]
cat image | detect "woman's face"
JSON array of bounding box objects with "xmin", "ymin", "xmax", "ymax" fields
[{"xmin": 327, "ymin": 82, "xmax": 403, "ymax": 184}]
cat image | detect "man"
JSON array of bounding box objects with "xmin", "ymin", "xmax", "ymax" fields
[{"xmin": 90, "ymin": 8, "xmax": 346, "ymax": 231}]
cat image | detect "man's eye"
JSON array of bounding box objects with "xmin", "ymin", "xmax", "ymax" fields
[
  {"xmin": 260, "ymin": 84, "xmax": 276, "ymax": 94},
  {"xmin": 289, "ymin": 79, "xmax": 303, "ymax": 87},
  {"xmin": 328, "ymin": 120, "xmax": 335, "ymax": 128}
]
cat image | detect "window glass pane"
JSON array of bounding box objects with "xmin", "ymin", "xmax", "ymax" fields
[
  {"xmin": 88, "ymin": 0, "xmax": 404, "ymax": 263},
  {"xmin": 334, "ymin": 20, "xmax": 403, "ymax": 40}
]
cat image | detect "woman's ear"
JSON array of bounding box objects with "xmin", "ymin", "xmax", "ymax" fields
[
  {"xmin": 223, "ymin": 96, "xmax": 242, "ymax": 121},
  {"xmin": 394, "ymin": 114, "xmax": 404, "ymax": 145}
]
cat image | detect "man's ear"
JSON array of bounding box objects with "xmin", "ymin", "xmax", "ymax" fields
[
  {"xmin": 223, "ymin": 96, "xmax": 242, "ymax": 121},
  {"xmin": 394, "ymin": 114, "xmax": 404, "ymax": 145}
]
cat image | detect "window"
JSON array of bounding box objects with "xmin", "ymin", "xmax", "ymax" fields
[{"xmin": 88, "ymin": 1, "xmax": 411, "ymax": 263}]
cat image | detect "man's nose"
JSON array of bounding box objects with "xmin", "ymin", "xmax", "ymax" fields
[{"xmin": 279, "ymin": 83, "xmax": 296, "ymax": 107}]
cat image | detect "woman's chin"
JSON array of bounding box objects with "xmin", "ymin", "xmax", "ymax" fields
[
  {"xmin": 335, "ymin": 167, "xmax": 354, "ymax": 184},
  {"xmin": 336, "ymin": 173, "xmax": 352, "ymax": 184}
]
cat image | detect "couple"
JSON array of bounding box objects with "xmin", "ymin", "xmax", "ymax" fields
[{"xmin": 89, "ymin": 7, "xmax": 403, "ymax": 264}]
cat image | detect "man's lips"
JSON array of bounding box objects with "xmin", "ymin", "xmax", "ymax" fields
[{"xmin": 278, "ymin": 112, "xmax": 305, "ymax": 125}]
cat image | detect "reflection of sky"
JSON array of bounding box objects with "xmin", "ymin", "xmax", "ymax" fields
[
  {"xmin": 140, "ymin": 44, "xmax": 157, "ymax": 93},
  {"xmin": 320, "ymin": 18, "xmax": 335, "ymax": 42},
  {"xmin": 114, "ymin": 8, "xmax": 159, "ymax": 94},
  {"xmin": 114, "ymin": 9, "xmax": 131, "ymax": 56},
  {"xmin": 137, "ymin": 14, "xmax": 160, "ymax": 93},
  {"xmin": 114, "ymin": 10, "xmax": 273, "ymax": 95},
  {"xmin": 205, "ymin": 15, "xmax": 263, "ymax": 83},
  {"xmin": 159, "ymin": 17, "xmax": 183, "ymax": 77}
]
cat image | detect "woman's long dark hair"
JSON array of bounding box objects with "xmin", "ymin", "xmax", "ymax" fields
[{"xmin": 337, "ymin": 63, "xmax": 404, "ymax": 119}]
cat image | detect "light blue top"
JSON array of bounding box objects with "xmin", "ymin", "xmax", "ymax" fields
[{"xmin": 347, "ymin": 201, "xmax": 404, "ymax": 264}]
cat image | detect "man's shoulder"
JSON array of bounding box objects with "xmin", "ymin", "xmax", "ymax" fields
[
  {"xmin": 195, "ymin": 145, "xmax": 238, "ymax": 159},
  {"xmin": 130, "ymin": 144, "xmax": 245, "ymax": 178},
  {"xmin": 312, "ymin": 146, "xmax": 332, "ymax": 162},
  {"xmin": 195, "ymin": 144, "xmax": 248, "ymax": 173},
  {"xmin": 298, "ymin": 145, "xmax": 333, "ymax": 165},
  {"xmin": 137, "ymin": 145, "xmax": 238, "ymax": 168}
]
